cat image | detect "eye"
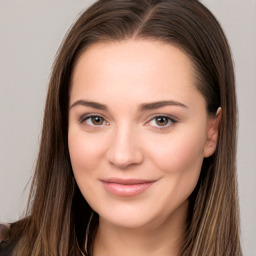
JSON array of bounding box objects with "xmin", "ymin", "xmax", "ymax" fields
[
  {"xmin": 80, "ymin": 115, "xmax": 108, "ymax": 127},
  {"xmin": 148, "ymin": 115, "xmax": 177, "ymax": 129}
]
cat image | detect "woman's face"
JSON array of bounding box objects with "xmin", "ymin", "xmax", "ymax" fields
[{"xmin": 68, "ymin": 40, "xmax": 217, "ymax": 229}]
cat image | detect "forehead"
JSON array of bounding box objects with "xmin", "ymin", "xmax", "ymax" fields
[
  {"xmin": 70, "ymin": 39, "xmax": 204, "ymax": 110},
  {"xmin": 71, "ymin": 39, "xmax": 195, "ymax": 83}
]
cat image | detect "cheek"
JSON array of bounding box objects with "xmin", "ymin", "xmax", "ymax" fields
[
  {"xmin": 68, "ymin": 131, "xmax": 106, "ymax": 182},
  {"xmin": 145, "ymin": 128, "xmax": 207, "ymax": 212},
  {"xmin": 146, "ymin": 126, "xmax": 206, "ymax": 176}
]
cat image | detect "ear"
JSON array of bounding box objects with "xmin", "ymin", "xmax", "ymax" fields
[{"xmin": 204, "ymin": 107, "xmax": 222, "ymax": 158}]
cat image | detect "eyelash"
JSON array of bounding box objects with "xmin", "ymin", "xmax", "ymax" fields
[
  {"xmin": 147, "ymin": 114, "xmax": 177, "ymax": 130},
  {"xmin": 79, "ymin": 114, "xmax": 109, "ymax": 127},
  {"xmin": 79, "ymin": 114, "xmax": 177, "ymax": 130}
]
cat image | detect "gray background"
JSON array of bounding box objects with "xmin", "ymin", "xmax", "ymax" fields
[{"xmin": 0, "ymin": 0, "xmax": 255, "ymax": 255}]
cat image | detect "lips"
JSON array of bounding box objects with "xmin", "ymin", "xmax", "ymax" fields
[{"xmin": 100, "ymin": 178, "xmax": 156, "ymax": 197}]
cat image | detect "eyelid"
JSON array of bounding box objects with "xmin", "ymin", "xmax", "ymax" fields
[
  {"xmin": 78, "ymin": 113, "xmax": 177, "ymax": 129},
  {"xmin": 146, "ymin": 114, "xmax": 178, "ymax": 129},
  {"xmin": 79, "ymin": 113, "xmax": 109, "ymax": 126}
]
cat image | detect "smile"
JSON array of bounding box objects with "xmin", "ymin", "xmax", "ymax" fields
[{"xmin": 100, "ymin": 178, "xmax": 156, "ymax": 197}]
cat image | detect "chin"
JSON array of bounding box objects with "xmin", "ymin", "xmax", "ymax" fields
[
  {"xmin": 94, "ymin": 200, "xmax": 180, "ymax": 231},
  {"xmin": 100, "ymin": 212, "xmax": 158, "ymax": 229}
]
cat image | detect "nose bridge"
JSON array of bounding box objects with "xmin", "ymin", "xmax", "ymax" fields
[{"xmin": 106, "ymin": 123, "xmax": 143, "ymax": 168}]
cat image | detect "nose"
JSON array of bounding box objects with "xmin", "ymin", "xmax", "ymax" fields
[{"xmin": 106, "ymin": 126, "xmax": 144, "ymax": 169}]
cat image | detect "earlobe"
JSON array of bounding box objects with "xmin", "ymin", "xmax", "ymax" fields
[{"xmin": 204, "ymin": 107, "xmax": 222, "ymax": 158}]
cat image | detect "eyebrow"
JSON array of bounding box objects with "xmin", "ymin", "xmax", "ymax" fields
[
  {"xmin": 139, "ymin": 100, "xmax": 188, "ymax": 111},
  {"xmin": 70, "ymin": 100, "xmax": 108, "ymax": 110},
  {"xmin": 70, "ymin": 100, "xmax": 188, "ymax": 111}
]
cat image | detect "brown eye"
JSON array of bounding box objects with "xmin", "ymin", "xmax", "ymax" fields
[
  {"xmin": 81, "ymin": 115, "xmax": 107, "ymax": 126},
  {"xmin": 148, "ymin": 115, "xmax": 177, "ymax": 130},
  {"xmin": 90, "ymin": 116, "xmax": 105, "ymax": 125},
  {"xmin": 155, "ymin": 116, "xmax": 169, "ymax": 126}
]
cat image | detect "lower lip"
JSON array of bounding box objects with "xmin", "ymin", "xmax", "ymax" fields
[{"xmin": 101, "ymin": 181, "xmax": 154, "ymax": 197}]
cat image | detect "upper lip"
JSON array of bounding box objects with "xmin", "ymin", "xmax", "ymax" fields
[{"xmin": 100, "ymin": 178, "xmax": 156, "ymax": 185}]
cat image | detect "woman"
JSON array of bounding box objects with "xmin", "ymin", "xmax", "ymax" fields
[{"xmin": 0, "ymin": 0, "xmax": 242, "ymax": 255}]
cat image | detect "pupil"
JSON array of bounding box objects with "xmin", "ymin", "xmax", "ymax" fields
[
  {"xmin": 156, "ymin": 117, "xmax": 167, "ymax": 126},
  {"xmin": 92, "ymin": 116, "xmax": 102, "ymax": 125}
]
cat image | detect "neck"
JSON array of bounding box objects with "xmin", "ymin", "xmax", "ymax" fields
[{"xmin": 92, "ymin": 202, "xmax": 188, "ymax": 256}]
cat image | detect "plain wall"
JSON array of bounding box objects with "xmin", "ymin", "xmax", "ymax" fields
[{"xmin": 0, "ymin": 1, "xmax": 255, "ymax": 255}]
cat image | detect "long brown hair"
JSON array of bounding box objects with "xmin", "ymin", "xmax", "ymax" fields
[{"xmin": 5, "ymin": 0, "xmax": 241, "ymax": 255}]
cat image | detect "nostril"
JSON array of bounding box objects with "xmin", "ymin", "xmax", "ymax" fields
[
  {"xmin": 107, "ymin": 152, "xmax": 142, "ymax": 169},
  {"xmin": 106, "ymin": 141, "xmax": 144, "ymax": 169}
]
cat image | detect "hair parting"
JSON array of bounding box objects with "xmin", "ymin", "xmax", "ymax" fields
[{"xmin": 3, "ymin": 1, "xmax": 241, "ymax": 255}]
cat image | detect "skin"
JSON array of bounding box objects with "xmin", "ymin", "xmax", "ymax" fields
[{"xmin": 68, "ymin": 40, "xmax": 221, "ymax": 256}]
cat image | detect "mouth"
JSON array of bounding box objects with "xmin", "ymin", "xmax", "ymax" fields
[{"xmin": 100, "ymin": 178, "xmax": 156, "ymax": 197}]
